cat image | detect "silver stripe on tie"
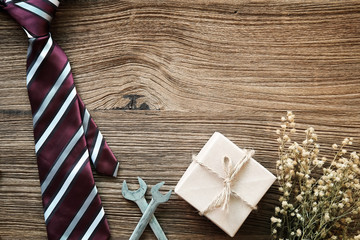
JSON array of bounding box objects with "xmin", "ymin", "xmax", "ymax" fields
[
  {"xmin": 41, "ymin": 126, "xmax": 84, "ymax": 194},
  {"xmin": 44, "ymin": 150, "xmax": 89, "ymax": 221},
  {"xmin": 24, "ymin": 28, "xmax": 35, "ymax": 40},
  {"xmin": 26, "ymin": 36, "xmax": 53, "ymax": 86},
  {"xmin": 48, "ymin": 0, "xmax": 60, "ymax": 7},
  {"xmin": 60, "ymin": 186, "xmax": 98, "ymax": 240},
  {"xmin": 35, "ymin": 87, "xmax": 77, "ymax": 153},
  {"xmin": 82, "ymin": 208, "xmax": 105, "ymax": 240},
  {"xmin": 33, "ymin": 62, "xmax": 71, "ymax": 126},
  {"xmin": 112, "ymin": 162, "xmax": 119, "ymax": 177},
  {"xmin": 82, "ymin": 109, "xmax": 90, "ymax": 135},
  {"xmin": 91, "ymin": 131, "xmax": 103, "ymax": 164},
  {"xmin": 15, "ymin": 2, "xmax": 52, "ymax": 22}
]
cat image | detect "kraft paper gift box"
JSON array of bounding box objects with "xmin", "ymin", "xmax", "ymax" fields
[{"xmin": 175, "ymin": 132, "xmax": 276, "ymax": 237}]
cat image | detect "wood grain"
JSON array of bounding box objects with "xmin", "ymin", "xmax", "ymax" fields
[{"xmin": 1, "ymin": 0, "xmax": 360, "ymax": 239}]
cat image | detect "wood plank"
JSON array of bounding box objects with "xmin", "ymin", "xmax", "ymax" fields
[
  {"xmin": 0, "ymin": 0, "xmax": 360, "ymax": 112},
  {"xmin": 1, "ymin": 110, "xmax": 360, "ymax": 239}
]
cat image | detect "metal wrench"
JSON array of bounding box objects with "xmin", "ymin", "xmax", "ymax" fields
[
  {"xmin": 129, "ymin": 181, "xmax": 172, "ymax": 240},
  {"xmin": 122, "ymin": 177, "xmax": 168, "ymax": 240}
]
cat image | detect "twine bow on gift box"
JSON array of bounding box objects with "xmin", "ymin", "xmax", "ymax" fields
[{"xmin": 192, "ymin": 149, "xmax": 257, "ymax": 215}]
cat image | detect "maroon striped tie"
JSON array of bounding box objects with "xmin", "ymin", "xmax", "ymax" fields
[{"xmin": 1, "ymin": 0, "xmax": 119, "ymax": 239}]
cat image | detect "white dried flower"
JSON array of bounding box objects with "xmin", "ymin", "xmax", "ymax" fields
[
  {"xmin": 288, "ymin": 115, "xmax": 294, "ymax": 122},
  {"xmin": 324, "ymin": 212, "xmax": 330, "ymax": 221},
  {"xmin": 273, "ymin": 112, "xmax": 360, "ymax": 240},
  {"xmin": 271, "ymin": 216, "xmax": 282, "ymax": 223},
  {"xmin": 296, "ymin": 194, "xmax": 303, "ymax": 202},
  {"xmin": 275, "ymin": 207, "xmax": 280, "ymax": 213}
]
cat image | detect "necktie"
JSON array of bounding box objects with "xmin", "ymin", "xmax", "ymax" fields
[{"xmin": 1, "ymin": 0, "xmax": 119, "ymax": 239}]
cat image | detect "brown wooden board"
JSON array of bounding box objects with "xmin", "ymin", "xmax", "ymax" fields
[{"xmin": 1, "ymin": 0, "xmax": 360, "ymax": 239}]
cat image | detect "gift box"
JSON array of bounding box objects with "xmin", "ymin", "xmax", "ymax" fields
[{"xmin": 175, "ymin": 132, "xmax": 276, "ymax": 237}]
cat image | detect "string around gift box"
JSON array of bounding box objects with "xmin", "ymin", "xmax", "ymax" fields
[{"xmin": 192, "ymin": 149, "xmax": 257, "ymax": 215}]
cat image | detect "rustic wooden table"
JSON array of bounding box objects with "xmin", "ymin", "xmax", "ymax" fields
[{"xmin": 1, "ymin": 0, "xmax": 360, "ymax": 239}]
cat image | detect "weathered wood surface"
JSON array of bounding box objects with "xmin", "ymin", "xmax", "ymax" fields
[{"xmin": 1, "ymin": 0, "xmax": 360, "ymax": 239}]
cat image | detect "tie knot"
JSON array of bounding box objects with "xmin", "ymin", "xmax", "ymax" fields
[{"xmin": 2, "ymin": 0, "xmax": 60, "ymax": 38}]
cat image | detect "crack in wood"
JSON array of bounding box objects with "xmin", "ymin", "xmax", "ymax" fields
[
  {"xmin": 0, "ymin": 109, "xmax": 32, "ymax": 115},
  {"xmin": 118, "ymin": 95, "xmax": 150, "ymax": 110}
]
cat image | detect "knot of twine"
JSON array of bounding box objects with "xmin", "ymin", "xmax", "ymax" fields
[{"xmin": 192, "ymin": 149, "xmax": 257, "ymax": 215}]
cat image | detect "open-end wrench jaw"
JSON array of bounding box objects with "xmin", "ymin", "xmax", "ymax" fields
[
  {"xmin": 151, "ymin": 182, "xmax": 172, "ymax": 203},
  {"xmin": 122, "ymin": 177, "xmax": 147, "ymax": 201}
]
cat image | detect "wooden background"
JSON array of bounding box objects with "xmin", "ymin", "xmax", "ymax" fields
[{"xmin": 1, "ymin": 0, "xmax": 360, "ymax": 239}]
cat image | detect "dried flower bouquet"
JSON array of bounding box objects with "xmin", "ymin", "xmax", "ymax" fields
[{"xmin": 271, "ymin": 112, "xmax": 360, "ymax": 240}]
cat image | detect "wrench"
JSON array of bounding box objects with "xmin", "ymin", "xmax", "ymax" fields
[
  {"xmin": 129, "ymin": 181, "xmax": 172, "ymax": 240},
  {"xmin": 122, "ymin": 177, "xmax": 168, "ymax": 240}
]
